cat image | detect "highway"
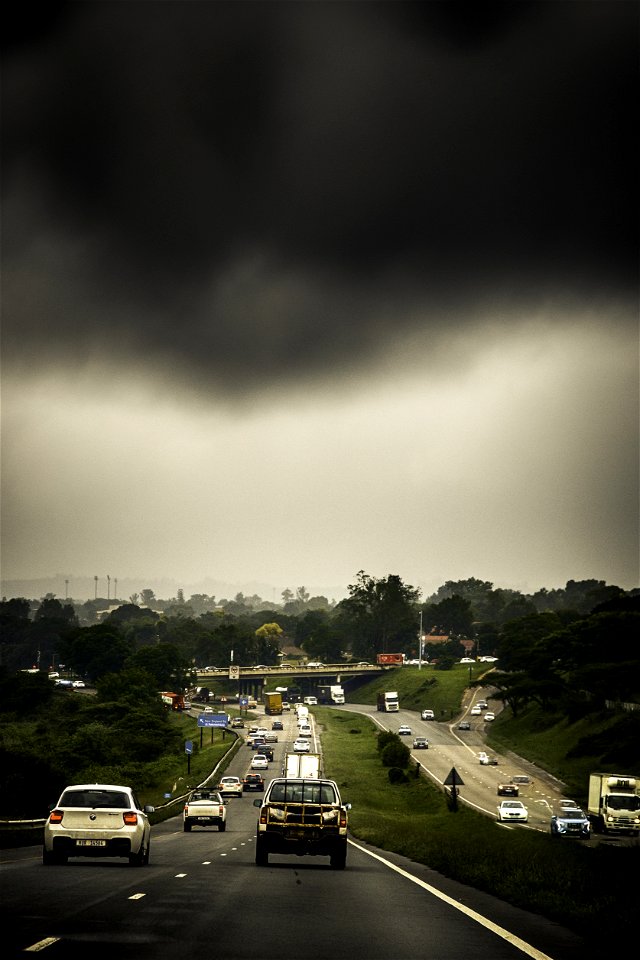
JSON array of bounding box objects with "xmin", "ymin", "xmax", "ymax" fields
[{"xmin": 0, "ymin": 702, "xmax": 588, "ymax": 960}]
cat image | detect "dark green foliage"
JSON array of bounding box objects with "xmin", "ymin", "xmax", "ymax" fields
[
  {"xmin": 388, "ymin": 766, "xmax": 409, "ymax": 784},
  {"xmin": 0, "ymin": 667, "xmax": 55, "ymax": 715},
  {"xmin": 381, "ymin": 738, "xmax": 411, "ymax": 768},
  {"xmin": 377, "ymin": 729, "xmax": 400, "ymax": 752},
  {"xmin": 566, "ymin": 712, "xmax": 640, "ymax": 766}
]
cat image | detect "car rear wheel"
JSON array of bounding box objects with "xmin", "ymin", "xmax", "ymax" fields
[
  {"xmin": 255, "ymin": 839, "xmax": 269, "ymax": 866},
  {"xmin": 129, "ymin": 840, "xmax": 150, "ymax": 866},
  {"xmin": 219, "ymin": 821, "xmax": 226, "ymax": 832},
  {"xmin": 330, "ymin": 845, "xmax": 347, "ymax": 870},
  {"xmin": 184, "ymin": 821, "xmax": 192, "ymax": 832}
]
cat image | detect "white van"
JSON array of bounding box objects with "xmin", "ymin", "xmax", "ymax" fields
[{"xmin": 303, "ymin": 696, "xmax": 318, "ymax": 706}]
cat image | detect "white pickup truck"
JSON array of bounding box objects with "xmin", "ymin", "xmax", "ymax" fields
[{"xmin": 183, "ymin": 788, "xmax": 227, "ymax": 832}]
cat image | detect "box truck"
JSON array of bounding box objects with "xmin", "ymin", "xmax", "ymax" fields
[
  {"xmin": 264, "ymin": 691, "xmax": 283, "ymax": 715},
  {"xmin": 587, "ymin": 773, "xmax": 640, "ymax": 834},
  {"xmin": 283, "ymin": 752, "xmax": 322, "ymax": 778}
]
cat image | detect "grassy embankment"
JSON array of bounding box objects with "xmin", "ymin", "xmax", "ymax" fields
[{"xmin": 316, "ymin": 692, "xmax": 636, "ymax": 946}]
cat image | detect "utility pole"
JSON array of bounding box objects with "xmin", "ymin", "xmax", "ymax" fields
[{"xmin": 94, "ymin": 575, "xmax": 98, "ymax": 599}]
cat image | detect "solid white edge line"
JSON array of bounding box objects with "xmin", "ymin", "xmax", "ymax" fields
[{"xmin": 347, "ymin": 839, "xmax": 557, "ymax": 960}]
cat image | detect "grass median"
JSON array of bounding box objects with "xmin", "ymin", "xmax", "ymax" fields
[{"xmin": 317, "ymin": 706, "xmax": 636, "ymax": 947}]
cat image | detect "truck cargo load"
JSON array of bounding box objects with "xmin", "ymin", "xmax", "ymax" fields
[
  {"xmin": 376, "ymin": 691, "xmax": 399, "ymax": 712},
  {"xmin": 587, "ymin": 772, "xmax": 640, "ymax": 835},
  {"xmin": 316, "ymin": 684, "xmax": 345, "ymax": 705},
  {"xmin": 283, "ymin": 752, "xmax": 321, "ymax": 778},
  {"xmin": 264, "ymin": 691, "xmax": 283, "ymax": 715},
  {"xmin": 376, "ymin": 653, "xmax": 404, "ymax": 665}
]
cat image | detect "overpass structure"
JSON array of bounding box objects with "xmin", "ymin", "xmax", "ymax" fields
[{"xmin": 195, "ymin": 662, "xmax": 384, "ymax": 701}]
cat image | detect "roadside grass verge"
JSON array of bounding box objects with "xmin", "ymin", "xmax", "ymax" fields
[
  {"xmin": 348, "ymin": 664, "xmax": 492, "ymax": 719},
  {"xmin": 486, "ymin": 703, "xmax": 640, "ymax": 803},
  {"xmin": 317, "ymin": 706, "xmax": 637, "ymax": 946}
]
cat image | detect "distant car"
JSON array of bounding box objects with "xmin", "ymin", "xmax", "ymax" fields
[
  {"xmin": 479, "ymin": 752, "xmax": 498, "ymax": 765},
  {"xmin": 218, "ymin": 776, "xmax": 243, "ymax": 797},
  {"xmin": 271, "ymin": 720, "xmax": 284, "ymax": 730},
  {"xmin": 231, "ymin": 717, "xmax": 245, "ymax": 728},
  {"xmin": 43, "ymin": 783, "xmax": 154, "ymax": 866},
  {"xmin": 279, "ymin": 663, "xmax": 293, "ymax": 669},
  {"xmin": 306, "ymin": 662, "xmax": 325, "ymax": 668},
  {"xmin": 281, "ymin": 702, "xmax": 291, "ymax": 711},
  {"xmin": 511, "ymin": 775, "xmax": 531, "ymax": 786},
  {"xmin": 355, "ymin": 662, "xmax": 372, "ymax": 667},
  {"xmin": 251, "ymin": 754, "xmax": 269, "ymax": 770},
  {"xmin": 497, "ymin": 783, "xmax": 519, "ymax": 796},
  {"xmin": 497, "ymin": 800, "xmax": 529, "ymax": 823},
  {"xmin": 264, "ymin": 732, "xmax": 279, "ymax": 742},
  {"xmin": 484, "ymin": 712, "xmax": 496, "ymax": 722},
  {"xmin": 203, "ymin": 706, "xmax": 214, "ymax": 714},
  {"xmin": 293, "ymin": 738, "xmax": 310, "ymax": 752},
  {"xmin": 458, "ymin": 720, "xmax": 471, "ymax": 730},
  {"xmin": 398, "ymin": 724, "xmax": 412, "ymax": 736},
  {"xmin": 243, "ymin": 774, "xmax": 265, "ymax": 792},
  {"xmin": 298, "ymin": 724, "xmax": 312, "ymax": 738},
  {"xmin": 470, "ymin": 706, "xmax": 482, "ymax": 716},
  {"xmin": 71, "ymin": 680, "xmax": 86, "ymax": 688},
  {"xmin": 476, "ymin": 700, "xmax": 488, "ymax": 709},
  {"xmin": 421, "ymin": 709, "xmax": 435, "ymax": 721},
  {"xmin": 460, "ymin": 658, "xmax": 475, "ymax": 664},
  {"xmin": 550, "ymin": 807, "xmax": 590, "ymax": 839},
  {"xmin": 255, "ymin": 728, "xmax": 269, "ymax": 738},
  {"xmin": 413, "ymin": 737, "xmax": 429, "ymax": 749}
]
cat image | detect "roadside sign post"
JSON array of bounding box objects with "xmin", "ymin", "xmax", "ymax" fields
[
  {"xmin": 185, "ymin": 739, "xmax": 193, "ymax": 776},
  {"xmin": 444, "ymin": 767, "xmax": 464, "ymax": 812}
]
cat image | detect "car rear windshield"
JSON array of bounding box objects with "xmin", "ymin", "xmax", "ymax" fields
[
  {"xmin": 60, "ymin": 789, "xmax": 130, "ymax": 809},
  {"xmin": 269, "ymin": 783, "xmax": 337, "ymax": 804}
]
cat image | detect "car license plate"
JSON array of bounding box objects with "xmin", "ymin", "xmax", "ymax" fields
[{"xmin": 76, "ymin": 839, "xmax": 107, "ymax": 847}]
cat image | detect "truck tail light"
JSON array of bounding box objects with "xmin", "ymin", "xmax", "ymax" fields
[
  {"xmin": 339, "ymin": 810, "xmax": 348, "ymax": 828},
  {"xmin": 123, "ymin": 812, "xmax": 138, "ymax": 826},
  {"xmin": 49, "ymin": 810, "xmax": 64, "ymax": 824}
]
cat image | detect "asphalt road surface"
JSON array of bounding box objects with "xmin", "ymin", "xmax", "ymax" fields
[{"xmin": 1, "ymin": 702, "xmax": 589, "ymax": 959}]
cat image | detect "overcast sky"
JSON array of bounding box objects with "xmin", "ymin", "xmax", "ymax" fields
[{"xmin": 2, "ymin": 2, "xmax": 638, "ymax": 602}]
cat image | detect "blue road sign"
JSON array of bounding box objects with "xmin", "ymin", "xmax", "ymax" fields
[
  {"xmin": 185, "ymin": 739, "xmax": 193, "ymax": 754},
  {"xmin": 197, "ymin": 713, "xmax": 229, "ymax": 727}
]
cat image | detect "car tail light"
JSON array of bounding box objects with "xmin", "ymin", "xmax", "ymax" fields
[
  {"xmin": 49, "ymin": 809, "xmax": 64, "ymax": 824},
  {"xmin": 123, "ymin": 812, "xmax": 139, "ymax": 826}
]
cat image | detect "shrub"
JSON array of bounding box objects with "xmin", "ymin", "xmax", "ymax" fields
[
  {"xmin": 388, "ymin": 767, "xmax": 409, "ymax": 784},
  {"xmin": 381, "ymin": 739, "xmax": 411, "ymax": 768}
]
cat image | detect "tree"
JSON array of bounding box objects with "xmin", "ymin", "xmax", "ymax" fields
[
  {"xmin": 335, "ymin": 571, "xmax": 420, "ymax": 660},
  {"xmin": 140, "ymin": 589, "xmax": 156, "ymax": 608},
  {"xmin": 126, "ymin": 643, "xmax": 195, "ymax": 690},
  {"xmin": 422, "ymin": 595, "xmax": 473, "ymax": 636}
]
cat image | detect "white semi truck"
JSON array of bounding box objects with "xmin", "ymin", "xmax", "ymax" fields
[
  {"xmin": 587, "ymin": 773, "xmax": 640, "ymax": 835},
  {"xmin": 376, "ymin": 691, "xmax": 399, "ymax": 712}
]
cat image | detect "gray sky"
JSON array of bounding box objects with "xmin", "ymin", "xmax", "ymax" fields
[{"xmin": 2, "ymin": 2, "xmax": 638, "ymax": 601}]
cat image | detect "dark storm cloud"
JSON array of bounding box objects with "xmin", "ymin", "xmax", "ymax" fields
[{"xmin": 3, "ymin": 1, "xmax": 637, "ymax": 394}]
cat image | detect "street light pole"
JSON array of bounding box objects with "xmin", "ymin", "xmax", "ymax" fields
[{"xmin": 418, "ymin": 610, "xmax": 423, "ymax": 671}]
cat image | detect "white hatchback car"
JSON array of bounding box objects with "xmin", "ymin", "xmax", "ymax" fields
[
  {"xmin": 218, "ymin": 776, "xmax": 244, "ymax": 797},
  {"xmin": 293, "ymin": 738, "xmax": 310, "ymax": 752},
  {"xmin": 43, "ymin": 783, "xmax": 154, "ymax": 866},
  {"xmin": 251, "ymin": 754, "xmax": 269, "ymax": 770}
]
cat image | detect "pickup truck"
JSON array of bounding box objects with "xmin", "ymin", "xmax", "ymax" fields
[
  {"xmin": 253, "ymin": 778, "xmax": 351, "ymax": 869},
  {"xmin": 183, "ymin": 788, "xmax": 227, "ymax": 832}
]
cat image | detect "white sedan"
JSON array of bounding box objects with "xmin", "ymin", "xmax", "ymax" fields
[
  {"xmin": 251, "ymin": 754, "xmax": 269, "ymax": 770},
  {"xmin": 398, "ymin": 724, "xmax": 412, "ymax": 736},
  {"xmin": 293, "ymin": 739, "xmax": 310, "ymax": 752},
  {"xmin": 497, "ymin": 800, "xmax": 529, "ymax": 823},
  {"xmin": 484, "ymin": 712, "xmax": 496, "ymax": 722}
]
